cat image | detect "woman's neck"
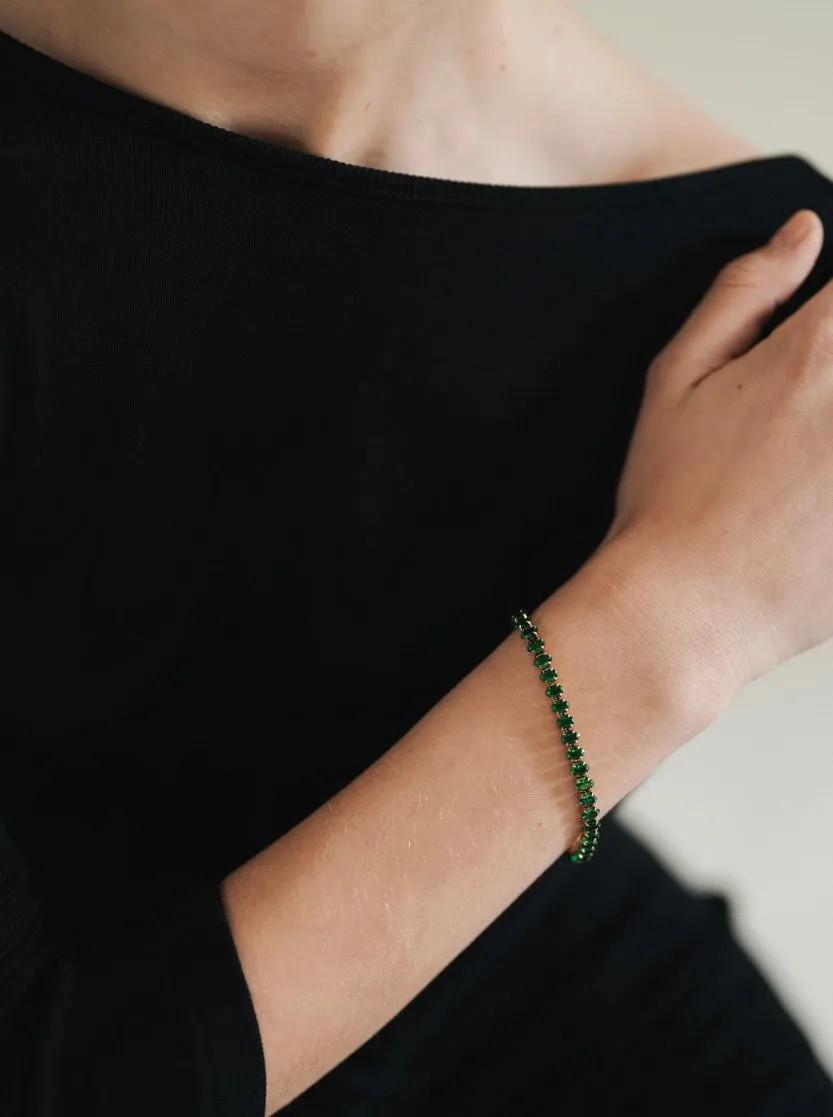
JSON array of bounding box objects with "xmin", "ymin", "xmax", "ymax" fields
[{"xmin": 0, "ymin": 0, "xmax": 759, "ymax": 185}]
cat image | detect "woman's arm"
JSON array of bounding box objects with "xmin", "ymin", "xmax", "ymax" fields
[{"xmin": 223, "ymin": 531, "xmax": 729, "ymax": 1116}]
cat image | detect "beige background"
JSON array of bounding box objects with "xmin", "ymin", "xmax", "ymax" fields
[{"xmin": 574, "ymin": 0, "xmax": 833, "ymax": 1074}]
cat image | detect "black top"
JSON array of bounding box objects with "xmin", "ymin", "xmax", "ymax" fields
[{"xmin": 2, "ymin": 25, "xmax": 833, "ymax": 1117}]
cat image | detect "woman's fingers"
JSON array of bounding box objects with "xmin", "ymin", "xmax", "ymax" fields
[{"xmin": 652, "ymin": 209, "xmax": 825, "ymax": 396}]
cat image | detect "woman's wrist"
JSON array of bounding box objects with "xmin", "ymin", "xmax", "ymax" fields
[
  {"xmin": 530, "ymin": 534, "xmax": 734, "ymax": 815},
  {"xmin": 589, "ymin": 526, "xmax": 746, "ymax": 711}
]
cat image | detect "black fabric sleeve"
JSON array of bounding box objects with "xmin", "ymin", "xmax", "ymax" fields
[{"xmin": 0, "ymin": 812, "xmax": 267, "ymax": 1117}]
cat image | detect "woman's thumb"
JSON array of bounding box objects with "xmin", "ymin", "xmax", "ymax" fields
[{"xmin": 652, "ymin": 209, "xmax": 824, "ymax": 394}]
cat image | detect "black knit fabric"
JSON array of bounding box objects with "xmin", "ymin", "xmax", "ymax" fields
[{"xmin": 1, "ymin": 25, "xmax": 832, "ymax": 1116}]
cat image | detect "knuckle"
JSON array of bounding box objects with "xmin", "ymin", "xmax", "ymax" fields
[
  {"xmin": 714, "ymin": 253, "xmax": 763, "ymax": 291},
  {"xmin": 646, "ymin": 351, "xmax": 669, "ymax": 379},
  {"xmin": 645, "ymin": 348, "xmax": 678, "ymax": 391}
]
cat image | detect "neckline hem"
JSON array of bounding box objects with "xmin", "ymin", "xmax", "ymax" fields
[{"xmin": 0, "ymin": 25, "xmax": 824, "ymax": 209}]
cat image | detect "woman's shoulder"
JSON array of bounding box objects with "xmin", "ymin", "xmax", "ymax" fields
[{"xmin": 630, "ymin": 98, "xmax": 765, "ymax": 183}]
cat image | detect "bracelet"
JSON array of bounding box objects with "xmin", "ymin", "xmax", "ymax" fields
[{"xmin": 511, "ymin": 610, "xmax": 600, "ymax": 863}]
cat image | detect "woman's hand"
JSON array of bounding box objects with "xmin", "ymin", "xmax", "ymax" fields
[{"xmin": 595, "ymin": 210, "xmax": 833, "ymax": 695}]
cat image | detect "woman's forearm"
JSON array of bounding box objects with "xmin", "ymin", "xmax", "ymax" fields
[{"xmin": 221, "ymin": 534, "xmax": 732, "ymax": 1116}]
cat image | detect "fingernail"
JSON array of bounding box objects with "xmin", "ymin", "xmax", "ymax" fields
[{"xmin": 772, "ymin": 211, "xmax": 817, "ymax": 249}]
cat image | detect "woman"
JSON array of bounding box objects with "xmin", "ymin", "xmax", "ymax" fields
[{"xmin": 0, "ymin": 0, "xmax": 831, "ymax": 1114}]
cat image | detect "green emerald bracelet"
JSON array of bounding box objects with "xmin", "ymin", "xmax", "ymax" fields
[{"xmin": 511, "ymin": 609, "xmax": 600, "ymax": 864}]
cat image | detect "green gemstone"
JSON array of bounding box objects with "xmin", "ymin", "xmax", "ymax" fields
[
  {"xmin": 570, "ymin": 761, "xmax": 589, "ymax": 777},
  {"xmin": 527, "ymin": 638, "xmax": 545, "ymax": 653},
  {"xmin": 579, "ymin": 792, "xmax": 597, "ymax": 807},
  {"xmin": 540, "ymin": 668, "xmax": 557, "ymax": 682},
  {"xmin": 562, "ymin": 729, "xmax": 580, "ymax": 745},
  {"xmin": 533, "ymin": 652, "xmax": 552, "ymax": 668},
  {"xmin": 584, "ymin": 819, "xmax": 599, "ymax": 833},
  {"xmin": 520, "ymin": 627, "xmax": 537, "ymax": 641},
  {"xmin": 513, "ymin": 613, "xmax": 530, "ymax": 629},
  {"xmin": 576, "ymin": 777, "xmax": 594, "ymax": 792},
  {"xmin": 570, "ymin": 851, "xmax": 585, "ymax": 864},
  {"xmin": 565, "ymin": 746, "xmax": 583, "ymax": 761},
  {"xmin": 550, "ymin": 699, "xmax": 569, "ymax": 714},
  {"xmin": 556, "ymin": 714, "xmax": 574, "ymax": 730},
  {"xmin": 545, "ymin": 684, "xmax": 564, "ymax": 700},
  {"xmin": 581, "ymin": 807, "xmax": 600, "ymax": 820}
]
